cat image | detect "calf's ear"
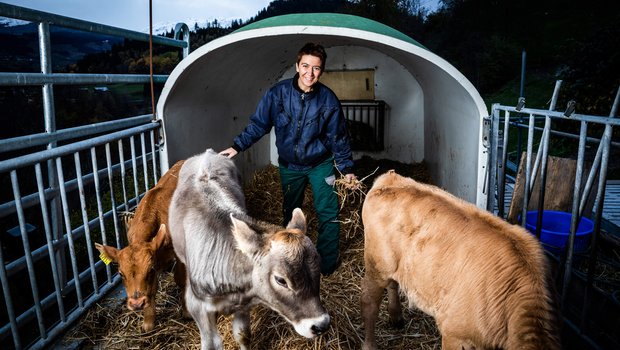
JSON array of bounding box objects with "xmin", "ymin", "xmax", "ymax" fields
[
  {"xmin": 151, "ymin": 224, "xmax": 169, "ymax": 250},
  {"xmin": 95, "ymin": 243, "xmax": 119, "ymax": 263},
  {"xmin": 286, "ymin": 208, "xmax": 307, "ymax": 234},
  {"xmin": 230, "ymin": 214, "xmax": 265, "ymax": 256}
]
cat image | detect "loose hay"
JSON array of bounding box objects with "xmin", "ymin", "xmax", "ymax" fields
[{"xmin": 63, "ymin": 157, "xmax": 440, "ymax": 349}]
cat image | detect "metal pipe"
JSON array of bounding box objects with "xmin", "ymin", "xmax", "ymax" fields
[
  {"xmin": 580, "ymin": 85, "xmax": 620, "ymax": 328},
  {"xmin": 533, "ymin": 81, "xmax": 562, "ymax": 238},
  {"xmin": 11, "ymin": 171, "xmax": 47, "ymax": 340},
  {"xmin": 35, "ymin": 163, "xmax": 66, "ymax": 322},
  {"xmin": 0, "ymin": 123, "xmax": 160, "ymax": 173},
  {"xmin": 0, "ymin": 217, "xmax": 21, "ymax": 349},
  {"xmin": 55, "ymin": 158, "xmax": 84, "ymax": 307},
  {"xmin": 118, "ymin": 139, "xmax": 130, "ymax": 212},
  {"xmin": 74, "ymin": 153, "xmax": 99, "ymax": 294},
  {"xmin": 520, "ymin": 114, "xmax": 536, "ymax": 227},
  {"xmin": 530, "ymin": 81, "xmax": 562, "ymax": 193},
  {"xmin": 0, "ymin": 3, "xmax": 187, "ymax": 49},
  {"xmin": 106, "ymin": 143, "xmax": 123, "ymax": 250},
  {"xmin": 141, "ymin": 133, "xmax": 149, "ymax": 189},
  {"xmin": 508, "ymin": 121, "xmax": 620, "ymax": 148},
  {"xmin": 91, "ymin": 147, "xmax": 113, "ymax": 281},
  {"xmin": 519, "ymin": 50, "xmax": 526, "ymax": 98},
  {"xmin": 150, "ymin": 130, "xmax": 159, "ymax": 185},
  {"xmin": 561, "ymin": 120, "xmax": 588, "ymax": 308},
  {"xmin": 130, "ymin": 136, "xmax": 140, "ymax": 205},
  {"xmin": 0, "ymin": 115, "xmax": 152, "ymax": 153},
  {"xmin": 174, "ymin": 23, "xmax": 191, "ymax": 58},
  {"xmin": 0, "ymin": 72, "xmax": 169, "ymax": 86},
  {"xmin": 497, "ymin": 109, "xmax": 511, "ymax": 218},
  {"xmin": 0, "ymin": 152, "xmax": 156, "ymax": 218},
  {"xmin": 486, "ymin": 113, "xmax": 499, "ymax": 212},
  {"xmin": 495, "ymin": 105, "xmax": 620, "ymax": 125}
]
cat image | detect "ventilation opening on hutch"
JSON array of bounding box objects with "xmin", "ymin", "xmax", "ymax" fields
[{"xmin": 157, "ymin": 13, "xmax": 489, "ymax": 206}]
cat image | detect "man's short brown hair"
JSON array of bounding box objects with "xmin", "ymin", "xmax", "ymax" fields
[{"xmin": 296, "ymin": 42, "xmax": 327, "ymax": 70}]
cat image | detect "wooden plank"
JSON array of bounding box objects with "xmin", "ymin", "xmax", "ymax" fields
[{"xmin": 507, "ymin": 152, "xmax": 597, "ymax": 224}]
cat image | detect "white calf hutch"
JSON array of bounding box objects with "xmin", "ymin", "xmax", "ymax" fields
[{"xmin": 157, "ymin": 13, "xmax": 490, "ymax": 207}]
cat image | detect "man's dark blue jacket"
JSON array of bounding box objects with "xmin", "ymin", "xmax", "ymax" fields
[{"xmin": 232, "ymin": 74, "xmax": 354, "ymax": 174}]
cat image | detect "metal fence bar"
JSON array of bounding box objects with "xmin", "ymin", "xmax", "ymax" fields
[
  {"xmin": 10, "ymin": 170, "xmax": 47, "ymax": 340},
  {"xmin": 580, "ymin": 87, "xmax": 620, "ymax": 327},
  {"xmin": 141, "ymin": 133, "xmax": 149, "ymax": 190},
  {"xmin": 118, "ymin": 140, "xmax": 129, "ymax": 211},
  {"xmin": 91, "ymin": 147, "xmax": 112, "ymax": 280},
  {"xmin": 34, "ymin": 163, "xmax": 66, "ymax": 322},
  {"xmin": 1, "ymin": 209, "xmax": 21, "ymax": 350},
  {"xmin": 496, "ymin": 105, "xmax": 620, "ymax": 126},
  {"xmin": 507, "ymin": 121, "xmax": 620, "ymax": 148},
  {"xmin": 130, "ymin": 136, "xmax": 139, "ymax": 206},
  {"xmin": 0, "ymin": 123, "xmax": 160, "ymax": 174},
  {"xmin": 0, "ymin": 3, "xmax": 187, "ymax": 49},
  {"xmin": 55, "ymin": 157, "xmax": 84, "ymax": 307},
  {"xmin": 0, "ymin": 72, "xmax": 169, "ymax": 86},
  {"xmin": 532, "ymin": 81, "xmax": 562, "ymax": 238},
  {"xmin": 486, "ymin": 112, "xmax": 499, "ymax": 212},
  {"xmin": 497, "ymin": 109, "xmax": 511, "ymax": 217},
  {"xmin": 0, "ymin": 115, "xmax": 152, "ymax": 154},
  {"xmin": 74, "ymin": 153, "xmax": 99, "ymax": 294},
  {"xmin": 105, "ymin": 143, "xmax": 123, "ymax": 252},
  {"xmin": 0, "ymin": 153, "xmax": 155, "ymax": 220},
  {"xmin": 150, "ymin": 130, "xmax": 159, "ymax": 185},
  {"xmin": 519, "ymin": 113, "xmax": 536, "ymax": 227}
]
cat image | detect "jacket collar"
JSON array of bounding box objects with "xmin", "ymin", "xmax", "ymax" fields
[{"xmin": 292, "ymin": 73, "xmax": 320, "ymax": 99}]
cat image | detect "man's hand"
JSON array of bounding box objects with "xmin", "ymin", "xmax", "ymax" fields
[
  {"xmin": 344, "ymin": 173, "xmax": 360, "ymax": 190},
  {"xmin": 344, "ymin": 173, "xmax": 357, "ymax": 182},
  {"xmin": 219, "ymin": 147, "xmax": 238, "ymax": 158}
]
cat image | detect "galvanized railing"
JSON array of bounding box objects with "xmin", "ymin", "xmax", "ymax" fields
[
  {"xmin": 341, "ymin": 100, "xmax": 387, "ymax": 152},
  {"xmin": 0, "ymin": 3, "xmax": 189, "ymax": 349},
  {"xmin": 488, "ymin": 83, "xmax": 620, "ymax": 349}
]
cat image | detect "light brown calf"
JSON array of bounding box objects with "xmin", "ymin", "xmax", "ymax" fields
[
  {"xmin": 96, "ymin": 160, "xmax": 186, "ymax": 332},
  {"xmin": 361, "ymin": 170, "xmax": 560, "ymax": 350}
]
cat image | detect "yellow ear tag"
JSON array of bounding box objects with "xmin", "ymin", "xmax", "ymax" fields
[{"xmin": 99, "ymin": 252, "xmax": 111, "ymax": 265}]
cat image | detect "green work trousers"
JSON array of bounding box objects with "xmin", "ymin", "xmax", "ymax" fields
[{"xmin": 279, "ymin": 158, "xmax": 340, "ymax": 275}]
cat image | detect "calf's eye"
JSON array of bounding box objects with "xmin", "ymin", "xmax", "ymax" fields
[{"xmin": 274, "ymin": 275, "xmax": 288, "ymax": 288}]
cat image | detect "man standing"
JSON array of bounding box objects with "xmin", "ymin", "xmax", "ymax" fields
[{"xmin": 220, "ymin": 42, "xmax": 356, "ymax": 275}]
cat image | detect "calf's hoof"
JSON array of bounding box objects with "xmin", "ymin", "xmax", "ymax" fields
[{"xmin": 142, "ymin": 320, "xmax": 155, "ymax": 332}]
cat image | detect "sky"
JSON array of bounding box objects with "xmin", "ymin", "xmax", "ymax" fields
[
  {"xmin": 3, "ymin": 1, "xmax": 441, "ymax": 33},
  {"xmin": 2, "ymin": 0, "xmax": 275, "ymax": 32}
]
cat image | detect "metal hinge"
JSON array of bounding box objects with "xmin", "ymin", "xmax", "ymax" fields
[{"xmin": 482, "ymin": 115, "xmax": 491, "ymax": 148}]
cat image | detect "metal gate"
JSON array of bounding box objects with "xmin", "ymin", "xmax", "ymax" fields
[
  {"xmin": 0, "ymin": 4, "xmax": 189, "ymax": 349},
  {"xmin": 487, "ymin": 81, "xmax": 620, "ymax": 349}
]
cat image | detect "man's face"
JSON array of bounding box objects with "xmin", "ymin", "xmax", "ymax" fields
[{"xmin": 295, "ymin": 54, "xmax": 323, "ymax": 92}]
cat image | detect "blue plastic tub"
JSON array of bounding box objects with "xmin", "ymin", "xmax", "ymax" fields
[{"xmin": 525, "ymin": 210, "xmax": 593, "ymax": 252}]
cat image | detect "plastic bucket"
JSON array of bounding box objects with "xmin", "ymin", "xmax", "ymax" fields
[{"xmin": 525, "ymin": 210, "xmax": 593, "ymax": 252}]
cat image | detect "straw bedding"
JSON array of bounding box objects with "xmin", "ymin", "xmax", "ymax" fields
[{"xmin": 63, "ymin": 156, "xmax": 441, "ymax": 349}]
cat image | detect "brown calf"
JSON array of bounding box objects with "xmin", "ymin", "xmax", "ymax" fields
[
  {"xmin": 361, "ymin": 170, "xmax": 560, "ymax": 350},
  {"xmin": 95, "ymin": 160, "xmax": 186, "ymax": 332}
]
